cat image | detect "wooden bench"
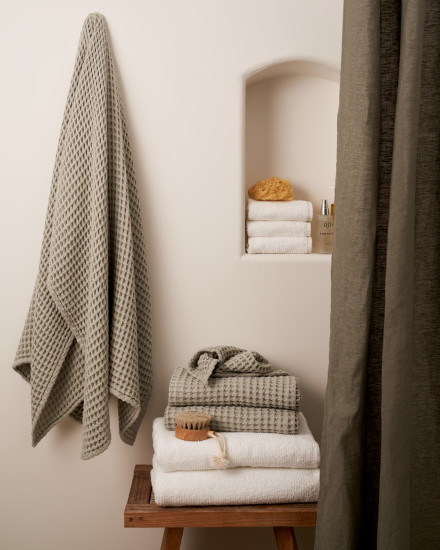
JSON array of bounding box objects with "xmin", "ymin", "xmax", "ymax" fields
[{"xmin": 124, "ymin": 465, "xmax": 317, "ymax": 550}]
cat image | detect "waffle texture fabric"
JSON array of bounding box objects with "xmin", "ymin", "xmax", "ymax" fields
[
  {"xmin": 186, "ymin": 345, "xmax": 288, "ymax": 382},
  {"xmin": 168, "ymin": 366, "xmax": 301, "ymax": 410},
  {"xmin": 12, "ymin": 13, "xmax": 152, "ymax": 459},
  {"xmin": 164, "ymin": 405, "xmax": 299, "ymax": 434}
]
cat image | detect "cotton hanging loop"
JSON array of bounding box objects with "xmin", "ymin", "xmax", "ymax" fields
[{"xmin": 208, "ymin": 430, "xmax": 230, "ymax": 469}]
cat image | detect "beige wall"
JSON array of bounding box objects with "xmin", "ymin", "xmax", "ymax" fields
[{"xmin": 0, "ymin": 1, "xmax": 342, "ymax": 549}]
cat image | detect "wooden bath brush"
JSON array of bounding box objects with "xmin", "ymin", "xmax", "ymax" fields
[
  {"xmin": 175, "ymin": 411, "xmax": 212, "ymax": 441},
  {"xmin": 174, "ymin": 411, "xmax": 230, "ymax": 469}
]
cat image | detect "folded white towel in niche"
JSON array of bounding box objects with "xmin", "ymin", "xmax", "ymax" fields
[
  {"xmin": 151, "ymin": 460, "xmax": 320, "ymax": 506},
  {"xmin": 247, "ymin": 236, "xmax": 312, "ymax": 254},
  {"xmin": 247, "ymin": 220, "xmax": 312, "ymax": 237},
  {"xmin": 153, "ymin": 414, "xmax": 319, "ymax": 472},
  {"xmin": 247, "ymin": 198, "xmax": 313, "ymax": 221}
]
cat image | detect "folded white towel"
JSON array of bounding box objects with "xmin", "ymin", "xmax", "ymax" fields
[
  {"xmin": 247, "ymin": 198, "xmax": 313, "ymax": 221},
  {"xmin": 247, "ymin": 236, "xmax": 312, "ymax": 254},
  {"xmin": 153, "ymin": 414, "xmax": 319, "ymax": 472},
  {"xmin": 247, "ymin": 220, "xmax": 311, "ymax": 237},
  {"xmin": 151, "ymin": 460, "xmax": 320, "ymax": 506}
]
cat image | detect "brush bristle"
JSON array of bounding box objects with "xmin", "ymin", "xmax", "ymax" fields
[{"xmin": 175, "ymin": 411, "xmax": 211, "ymax": 430}]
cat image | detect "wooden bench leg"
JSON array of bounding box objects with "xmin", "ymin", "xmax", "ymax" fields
[
  {"xmin": 273, "ymin": 526, "xmax": 299, "ymax": 550},
  {"xmin": 160, "ymin": 527, "xmax": 183, "ymax": 550}
]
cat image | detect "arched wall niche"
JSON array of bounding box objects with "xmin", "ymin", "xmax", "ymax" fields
[{"xmin": 242, "ymin": 59, "xmax": 340, "ymax": 257}]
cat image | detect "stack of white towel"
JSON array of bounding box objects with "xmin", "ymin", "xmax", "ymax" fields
[
  {"xmin": 151, "ymin": 413, "xmax": 320, "ymax": 507},
  {"xmin": 247, "ymin": 198, "xmax": 313, "ymax": 254}
]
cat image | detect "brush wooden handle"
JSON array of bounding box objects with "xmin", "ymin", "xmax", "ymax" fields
[{"xmin": 175, "ymin": 426, "xmax": 210, "ymax": 441}]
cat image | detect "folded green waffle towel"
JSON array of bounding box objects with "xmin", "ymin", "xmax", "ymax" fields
[
  {"xmin": 165, "ymin": 346, "xmax": 301, "ymax": 434},
  {"xmin": 169, "ymin": 366, "xmax": 301, "ymax": 410},
  {"xmin": 187, "ymin": 345, "xmax": 288, "ymax": 382},
  {"xmin": 12, "ymin": 14, "xmax": 152, "ymax": 459},
  {"xmin": 164, "ymin": 405, "xmax": 299, "ymax": 434}
]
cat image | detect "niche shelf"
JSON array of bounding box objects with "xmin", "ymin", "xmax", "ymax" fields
[{"xmin": 242, "ymin": 60, "xmax": 339, "ymax": 260}]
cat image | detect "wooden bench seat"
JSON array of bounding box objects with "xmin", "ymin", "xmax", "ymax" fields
[{"xmin": 124, "ymin": 465, "xmax": 317, "ymax": 549}]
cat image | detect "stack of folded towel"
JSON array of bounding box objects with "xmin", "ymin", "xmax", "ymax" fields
[
  {"xmin": 152, "ymin": 346, "xmax": 320, "ymax": 506},
  {"xmin": 164, "ymin": 346, "xmax": 301, "ymax": 434},
  {"xmin": 247, "ymin": 198, "xmax": 313, "ymax": 254},
  {"xmin": 151, "ymin": 414, "xmax": 320, "ymax": 506}
]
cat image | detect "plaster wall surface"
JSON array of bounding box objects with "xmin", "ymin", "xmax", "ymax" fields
[{"xmin": 0, "ymin": 2, "xmax": 343, "ymax": 548}]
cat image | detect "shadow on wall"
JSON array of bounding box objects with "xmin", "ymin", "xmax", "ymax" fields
[{"xmin": 300, "ymin": 380, "xmax": 326, "ymax": 444}]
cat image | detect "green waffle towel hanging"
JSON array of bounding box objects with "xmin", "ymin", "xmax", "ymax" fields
[{"xmin": 13, "ymin": 13, "xmax": 152, "ymax": 459}]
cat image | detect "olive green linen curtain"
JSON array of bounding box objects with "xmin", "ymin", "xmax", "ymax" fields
[{"xmin": 315, "ymin": 0, "xmax": 440, "ymax": 549}]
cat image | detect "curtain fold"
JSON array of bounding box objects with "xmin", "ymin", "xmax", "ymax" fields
[{"xmin": 315, "ymin": 0, "xmax": 440, "ymax": 548}]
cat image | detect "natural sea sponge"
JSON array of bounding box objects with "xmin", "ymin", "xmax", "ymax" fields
[{"xmin": 248, "ymin": 177, "xmax": 294, "ymax": 201}]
